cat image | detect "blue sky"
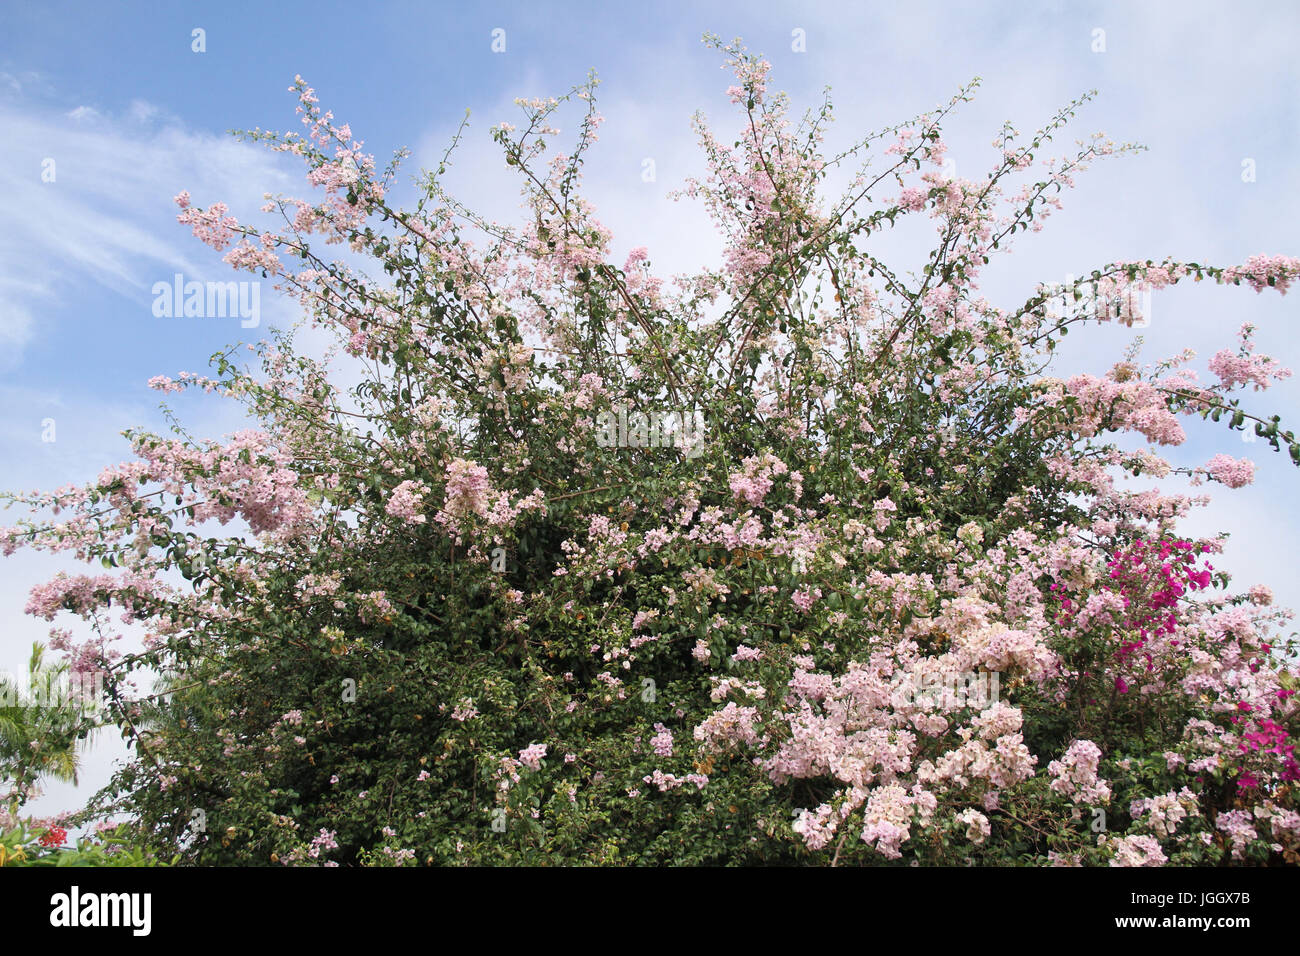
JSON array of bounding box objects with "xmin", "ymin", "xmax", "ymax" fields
[{"xmin": 2, "ymin": 0, "xmax": 1298, "ymax": 816}]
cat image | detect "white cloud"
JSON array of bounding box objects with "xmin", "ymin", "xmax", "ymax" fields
[
  {"xmin": 0, "ymin": 303, "xmax": 33, "ymax": 351},
  {"xmin": 126, "ymin": 98, "xmax": 159, "ymax": 125},
  {"xmin": 65, "ymin": 105, "xmax": 99, "ymax": 122},
  {"xmin": 0, "ymin": 95, "xmax": 302, "ymax": 361}
]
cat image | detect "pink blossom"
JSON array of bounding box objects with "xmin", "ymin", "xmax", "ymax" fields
[
  {"xmin": 518, "ymin": 743, "xmax": 547, "ymax": 770},
  {"xmin": 1203, "ymin": 454, "xmax": 1255, "ymax": 489}
]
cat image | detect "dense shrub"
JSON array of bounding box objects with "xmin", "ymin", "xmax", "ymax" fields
[{"xmin": 4, "ymin": 36, "xmax": 1299, "ymax": 866}]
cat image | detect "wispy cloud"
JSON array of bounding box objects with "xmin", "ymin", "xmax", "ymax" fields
[{"xmin": 0, "ymin": 88, "xmax": 299, "ymax": 363}]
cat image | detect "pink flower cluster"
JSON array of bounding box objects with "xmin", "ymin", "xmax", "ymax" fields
[
  {"xmin": 1203, "ymin": 453, "xmax": 1255, "ymax": 489},
  {"xmin": 693, "ymin": 703, "xmax": 762, "ymax": 752},
  {"xmin": 650, "ymin": 723, "xmax": 674, "ymax": 757},
  {"xmin": 175, "ymin": 197, "xmax": 240, "ymax": 251},
  {"xmin": 385, "ymin": 479, "xmax": 428, "ymax": 524},
  {"xmin": 518, "ymin": 743, "xmax": 547, "ymax": 770},
  {"xmin": 1047, "ymin": 740, "xmax": 1111, "ymax": 805},
  {"xmin": 1062, "ymin": 374, "xmax": 1185, "ymax": 446},
  {"xmin": 438, "ymin": 458, "xmax": 491, "ymax": 534},
  {"xmin": 1220, "ymin": 254, "xmax": 1300, "ymax": 294},
  {"xmin": 1207, "ymin": 349, "xmax": 1290, "ymax": 392},
  {"xmin": 1108, "ymin": 833, "xmax": 1167, "ymax": 867},
  {"xmin": 308, "ymin": 828, "xmax": 338, "ymax": 859},
  {"xmin": 728, "ymin": 452, "xmax": 789, "ymax": 507}
]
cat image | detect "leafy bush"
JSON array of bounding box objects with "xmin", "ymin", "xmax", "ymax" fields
[
  {"xmin": 3, "ymin": 35, "xmax": 1299, "ymax": 866},
  {"xmin": 0, "ymin": 821, "xmax": 171, "ymax": 867}
]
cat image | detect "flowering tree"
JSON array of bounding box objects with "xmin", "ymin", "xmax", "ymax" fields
[{"xmin": 4, "ymin": 35, "xmax": 1299, "ymax": 866}]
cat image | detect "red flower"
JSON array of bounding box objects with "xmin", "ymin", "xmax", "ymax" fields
[{"xmin": 39, "ymin": 826, "xmax": 67, "ymax": 848}]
